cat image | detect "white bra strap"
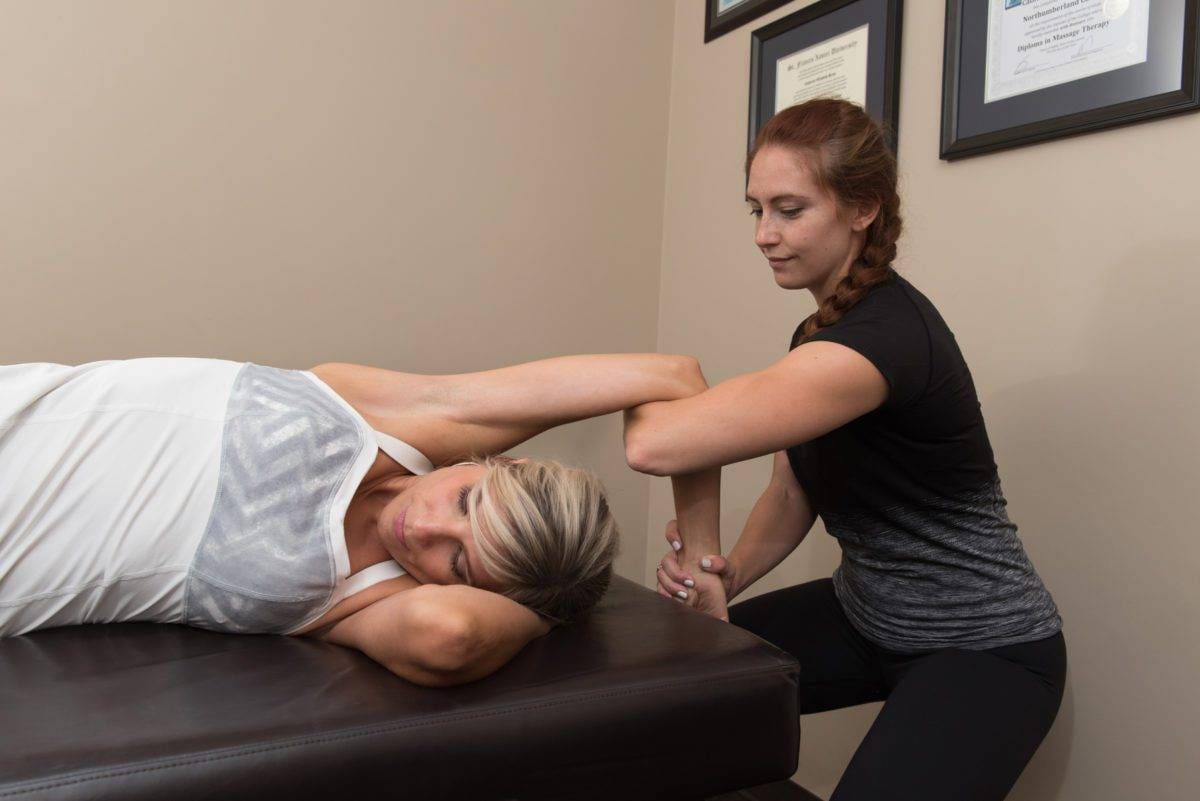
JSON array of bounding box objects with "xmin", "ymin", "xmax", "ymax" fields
[
  {"xmin": 341, "ymin": 560, "xmax": 407, "ymax": 598},
  {"xmin": 373, "ymin": 431, "xmax": 434, "ymax": 475}
]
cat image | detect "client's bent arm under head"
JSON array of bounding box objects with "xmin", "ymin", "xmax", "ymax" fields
[{"xmin": 317, "ymin": 583, "xmax": 550, "ymax": 687}]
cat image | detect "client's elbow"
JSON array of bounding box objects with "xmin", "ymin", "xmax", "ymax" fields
[
  {"xmin": 415, "ymin": 610, "xmax": 478, "ymax": 675},
  {"xmin": 390, "ymin": 602, "xmax": 481, "ymax": 687}
]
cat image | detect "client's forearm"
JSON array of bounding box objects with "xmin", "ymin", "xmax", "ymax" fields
[{"xmin": 463, "ymin": 353, "xmax": 710, "ymax": 428}]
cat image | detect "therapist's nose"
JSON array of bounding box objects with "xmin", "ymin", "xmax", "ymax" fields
[{"xmin": 755, "ymin": 217, "xmax": 781, "ymax": 249}]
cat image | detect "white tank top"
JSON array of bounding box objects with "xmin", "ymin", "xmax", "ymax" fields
[{"xmin": 0, "ymin": 358, "xmax": 432, "ymax": 637}]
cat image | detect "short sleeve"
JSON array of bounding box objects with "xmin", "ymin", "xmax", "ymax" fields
[{"xmin": 795, "ymin": 282, "xmax": 932, "ymax": 408}]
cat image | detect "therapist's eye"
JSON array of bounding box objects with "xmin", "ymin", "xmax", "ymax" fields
[
  {"xmin": 458, "ymin": 485, "xmax": 471, "ymax": 515},
  {"xmin": 748, "ymin": 207, "xmax": 763, "ymax": 218},
  {"xmin": 780, "ymin": 207, "xmax": 804, "ymax": 218}
]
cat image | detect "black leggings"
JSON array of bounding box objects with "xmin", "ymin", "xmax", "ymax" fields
[{"xmin": 729, "ymin": 578, "xmax": 1066, "ymax": 801}]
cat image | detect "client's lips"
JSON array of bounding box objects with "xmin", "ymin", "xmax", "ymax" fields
[{"xmin": 393, "ymin": 509, "xmax": 408, "ymax": 549}]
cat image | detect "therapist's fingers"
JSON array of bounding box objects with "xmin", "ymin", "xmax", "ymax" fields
[
  {"xmin": 657, "ymin": 579, "xmax": 689, "ymax": 603},
  {"xmin": 657, "ymin": 565, "xmax": 690, "ymax": 601},
  {"xmin": 657, "ymin": 555, "xmax": 695, "ymax": 603},
  {"xmin": 660, "ymin": 520, "xmax": 693, "ymax": 601},
  {"xmin": 697, "ymin": 554, "xmax": 735, "ymax": 599},
  {"xmin": 664, "ymin": 519, "xmax": 683, "ymax": 552},
  {"xmin": 698, "ymin": 554, "xmax": 730, "ymax": 575},
  {"xmin": 660, "ymin": 550, "xmax": 694, "ymax": 587}
]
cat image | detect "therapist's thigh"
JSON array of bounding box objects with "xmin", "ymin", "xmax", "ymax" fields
[
  {"xmin": 830, "ymin": 641, "xmax": 1065, "ymax": 801},
  {"xmin": 729, "ymin": 578, "xmax": 887, "ymax": 714}
]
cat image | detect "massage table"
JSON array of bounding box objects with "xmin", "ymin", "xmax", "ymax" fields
[{"xmin": 0, "ymin": 577, "xmax": 804, "ymax": 800}]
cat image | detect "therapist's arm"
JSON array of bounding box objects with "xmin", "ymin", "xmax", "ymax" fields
[
  {"xmin": 724, "ymin": 451, "xmax": 816, "ymax": 598},
  {"xmin": 622, "ymin": 341, "xmax": 888, "ymax": 477}
]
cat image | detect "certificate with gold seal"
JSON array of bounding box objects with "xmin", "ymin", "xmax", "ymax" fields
[
  {"xmin": 984, "ymin": 0, "xmax": 1150, "ymax": 104},
  {"xmin": 941, "ymin": 0, "xmax": 1199, "ymax": 160}
]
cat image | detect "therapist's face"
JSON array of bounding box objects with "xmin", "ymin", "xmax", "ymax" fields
[{"xmin": 745, "ymin": 146, "xmax": 872, "ymax": 300}]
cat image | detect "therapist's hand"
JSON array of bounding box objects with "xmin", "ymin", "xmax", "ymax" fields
[{"xmin": 656, "ymin": 520, "xmax": 731, "ymax": 622}]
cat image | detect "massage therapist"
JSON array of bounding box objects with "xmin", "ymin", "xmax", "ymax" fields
[{"xmin": 626, "ymin": 98, "xmax": 1065, "ymax": 801}]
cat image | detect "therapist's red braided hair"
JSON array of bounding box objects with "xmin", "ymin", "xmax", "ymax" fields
[{"xmin": 746, "ymin": 98, "xmax": 902, "ymax": 345}]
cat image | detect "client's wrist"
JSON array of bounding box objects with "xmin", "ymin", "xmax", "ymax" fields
[{"xmin": 678, "ymin": 541, "xmax": 720, "ymax": 566}]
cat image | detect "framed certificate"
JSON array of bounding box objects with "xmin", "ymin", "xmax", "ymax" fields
[
  {"xmin": 705, "ymin": 0, "xmax": 794, "ymax": 43},
  {"xmin": 748, "ymin": 0, "xmax": 904, "ymax": 151},
  {"xmin": 941, "ymin": 0, "xmax": 1200, "ymax": 160}
]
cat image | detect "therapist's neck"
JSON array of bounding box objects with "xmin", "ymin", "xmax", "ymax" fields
[{"xmin": 810, "ymin": 250, "xmax": 861, "ymax": 306}]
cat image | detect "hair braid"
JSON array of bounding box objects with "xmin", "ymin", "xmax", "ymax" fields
[{"xmin": 796, "ymin": 191, "xmax": 902, "ymax": 344}]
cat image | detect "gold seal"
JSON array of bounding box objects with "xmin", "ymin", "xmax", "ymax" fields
[{"xmin": 1103, "ymin": 0, "xmax": 1130, "ymax": 21}]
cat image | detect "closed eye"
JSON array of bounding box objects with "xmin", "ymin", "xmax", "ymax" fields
[
  {"xmin": 454, "ymin": 485, "xmax": 474, "ymax": 584},
  {"xmin": 451, "ymin": 547, "xmax": 465, "ymax": 583}
]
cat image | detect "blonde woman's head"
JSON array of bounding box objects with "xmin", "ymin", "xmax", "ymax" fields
[{"xmin": 463, "ymin": 456, "xmax": 619, "ymax": 624}]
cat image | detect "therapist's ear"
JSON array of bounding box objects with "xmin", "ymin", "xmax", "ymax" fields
[{"xmin": 850, "ymin": 202, "xmax": 880, "ymax": 232}]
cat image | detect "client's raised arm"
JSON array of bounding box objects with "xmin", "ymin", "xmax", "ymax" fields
[{"xmin": 311, "ymin": 353, "xmax": 709, "ymax": 465}]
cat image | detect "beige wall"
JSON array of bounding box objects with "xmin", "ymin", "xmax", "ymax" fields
[
  {"xmin": 653, "ymin": 1, "xmax": 1200, "ymax": 799},
  {"xmin": 4, "ymin": 2, "xmax": 1198, "ymax": 799},
  {"xmin": 0, "ymin": 0, "xmax": 676, "ymax": 581}
]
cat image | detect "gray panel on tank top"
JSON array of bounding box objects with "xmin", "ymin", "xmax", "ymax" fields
[{"xmin": 183, "ymin": 364, "xmax": 365, "ymax": 634}]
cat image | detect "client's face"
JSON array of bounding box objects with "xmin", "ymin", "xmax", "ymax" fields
[{"xmin": 377, "ymin": 464, "xmax": 500, "ymax": 591}]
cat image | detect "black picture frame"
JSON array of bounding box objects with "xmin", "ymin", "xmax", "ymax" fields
[
  {"xmin": 748, "ymin": 0, "xmax": 904, "ymax": 153},
  {"xmin": 706, "ymin": 0, "xmax": 794, "ymax": 44},
  {"xmin": 940, "ymin": 0, "xmax": 1200, "ymax": 161}
]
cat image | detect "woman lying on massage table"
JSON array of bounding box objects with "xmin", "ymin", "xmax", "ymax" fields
[{"xmin": 0, "ymin": 354, "xmax": 715, "ymax": 686}]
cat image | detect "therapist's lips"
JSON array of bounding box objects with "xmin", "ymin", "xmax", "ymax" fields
[{"xmin": 393, "ymin": 509, "xmax": 408, "ymax": 549}]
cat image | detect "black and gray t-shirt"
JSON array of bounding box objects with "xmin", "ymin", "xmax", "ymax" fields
[{"xmin": 788, "ymin": 274, "xmax": 1062, "ymax": 653}]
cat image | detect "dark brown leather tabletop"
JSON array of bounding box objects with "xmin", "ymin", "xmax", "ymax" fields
[{"xmin": 0, "ymin": 576, "xmax": 800, "ymax": 801}]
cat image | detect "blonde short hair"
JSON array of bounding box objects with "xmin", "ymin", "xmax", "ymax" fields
[{"xmin": 464, "ymin": 456, "xmax": 619, "ymax": 625}]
